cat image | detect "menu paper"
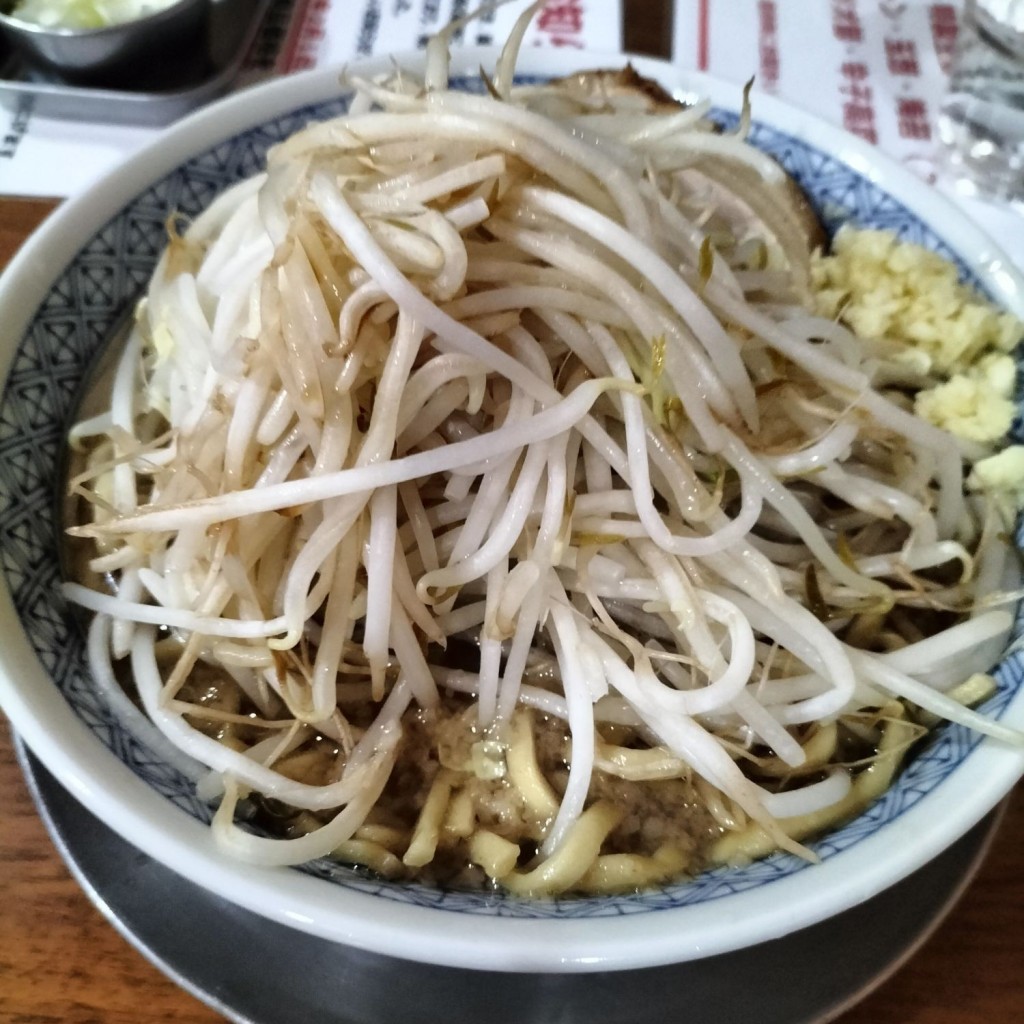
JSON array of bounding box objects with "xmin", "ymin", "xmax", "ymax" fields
[
  {"xmin": 0, "ymin": 0, "xmax": 623, "ymax": 200},
  {"xmin": 278, "ymin": 0, "xmax": 624, "ymax": 71},
  {"xmin": 671, "ymin": 0, "xmax": 1024, "ymax": 267}
]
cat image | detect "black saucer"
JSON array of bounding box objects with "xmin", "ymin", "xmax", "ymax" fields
[{"xmin": 16, "ymin": 738, "xmax": 1000, "ymax": 1024}]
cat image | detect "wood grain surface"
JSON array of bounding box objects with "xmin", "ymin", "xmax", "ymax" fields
[{"xmin": 1, "ymin": 6, "xmax": 1023, "ymax": 1017}]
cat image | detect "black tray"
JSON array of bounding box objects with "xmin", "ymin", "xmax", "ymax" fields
[{"xmin": 15, "ymin": 736, "xmax": 1004, "ymax": 1024}]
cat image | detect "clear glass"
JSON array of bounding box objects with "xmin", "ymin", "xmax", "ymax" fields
[{"xmin": 938, "ymin": 0, "xmax": 1024, "ymax": 201}]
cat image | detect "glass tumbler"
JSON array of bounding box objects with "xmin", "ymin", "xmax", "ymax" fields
[{"xmin": 938, "ymin": 0, "xmax": 1024, "ymax": 201}]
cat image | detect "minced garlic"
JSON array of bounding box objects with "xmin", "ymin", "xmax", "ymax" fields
[{"xmin": 811, "ymin": 227, "xmax": 1022, "ymax": 447}]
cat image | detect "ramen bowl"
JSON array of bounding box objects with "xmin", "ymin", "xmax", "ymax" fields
[
  {"xmin": 0, "ymin": 0, "xmax": 207, "ymax": 84},
  {"xmin": 0, "ymin": 47, "xmax": 1022, "ymax": 974}
]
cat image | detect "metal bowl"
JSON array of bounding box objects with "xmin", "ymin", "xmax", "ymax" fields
[{"xmin": 0, "ymin": 0, "xmax": 208, "ymax": 86}]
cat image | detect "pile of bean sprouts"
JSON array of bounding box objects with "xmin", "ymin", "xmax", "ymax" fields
[{"xmin": 65, "ymin": 12, "xmax": 1024, "ymax": 895}]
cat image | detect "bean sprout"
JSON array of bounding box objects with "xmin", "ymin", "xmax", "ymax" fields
[{"xmin": 64, "ymin": 17, "xmax": 1023, "ymax": 895}]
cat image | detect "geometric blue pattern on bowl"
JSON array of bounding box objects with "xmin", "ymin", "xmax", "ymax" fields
[{"xmin": 0, "ymin": 78, "xmax": 1021, "ymax": 919}]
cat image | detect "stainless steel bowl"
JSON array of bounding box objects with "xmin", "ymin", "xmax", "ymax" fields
[{"xmin": 0, "ymin": 0, "xmax": 209, "ymax": 85}]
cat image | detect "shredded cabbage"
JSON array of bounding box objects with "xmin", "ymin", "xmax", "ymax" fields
[{"xmin": 9, "ymin": 0, "xmax": 179, "ymax": 29}]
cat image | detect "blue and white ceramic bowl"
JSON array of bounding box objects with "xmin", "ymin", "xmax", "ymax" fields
[{"xmin": 0, "ymin": 49, "xmax": 1022, "ymax": 972}]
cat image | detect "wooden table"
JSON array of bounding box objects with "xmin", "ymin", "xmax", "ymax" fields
[{"xmin": 1, "ymin": 4, "xmax": 1023, "ymax": 1018}]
